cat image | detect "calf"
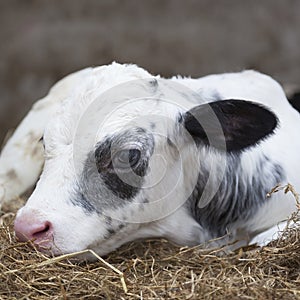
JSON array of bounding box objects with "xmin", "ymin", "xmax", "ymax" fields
[{"xmin": 0, "ymin": 63, "xmax": 299, "ymax": 260}]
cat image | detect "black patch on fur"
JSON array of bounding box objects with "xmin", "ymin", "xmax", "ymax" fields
[
  {"xmin": 71, "ymin": 128, "xmax": 154, "ymax": 214},
  {"xmin": 188, "ymin": 154, "xmax": 285, "ymax": 237},
  {"xmin": 100, "ymin": 172, "xmax": 140, "ymax": 199},
  {"xmin": 95, "ymin": 127, "xmax": 154, "ymax": 200},
  {"xmin": 288, "ymin": 91, "xmax": 300, "ymax": 113},
  {"xmin": 183, "ymin": 99, "xmax": 278, "ymax": 152}
]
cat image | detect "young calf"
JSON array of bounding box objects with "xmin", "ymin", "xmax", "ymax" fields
[{"xmin": 1, "ymin": 63, "xmax": 299, "ymax": 260}]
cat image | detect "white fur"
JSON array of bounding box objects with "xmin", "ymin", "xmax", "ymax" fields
[{"xmin": 2, "ymin": 63, "xmax": 299, "ymax": 259}]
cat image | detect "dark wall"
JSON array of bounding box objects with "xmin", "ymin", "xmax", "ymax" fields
[{"xmin": 1, "ymin": 0, "xmax": 300, "ymax": 143}]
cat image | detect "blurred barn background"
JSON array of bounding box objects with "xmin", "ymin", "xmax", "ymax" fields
[{"xmin": 1, "ymin": 0, "xmax": 300, "ymax": 144}]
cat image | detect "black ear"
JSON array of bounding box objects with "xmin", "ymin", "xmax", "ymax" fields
[{"xmin": 183, "ymin": 99, "xmax": 278, "ymax": 152}]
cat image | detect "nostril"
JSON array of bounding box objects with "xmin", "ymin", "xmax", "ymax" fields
[
  {"xmin": 32, "ymin": 221, "xmax": 52, "ymax": 240},
  {"xmin": 14, "ymin": 217, "xmax": 53, "ymax": 243}
]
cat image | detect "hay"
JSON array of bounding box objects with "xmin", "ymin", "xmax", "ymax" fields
[{"xmin": 0, "ymin": 195, "xmax": 299, "ymax": 300}]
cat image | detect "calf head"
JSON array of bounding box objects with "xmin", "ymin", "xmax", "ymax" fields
[{"xmin": 14, "ymin": 65, "xmax": 278, "ymax": 260}]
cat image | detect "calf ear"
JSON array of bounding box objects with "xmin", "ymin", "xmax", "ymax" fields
[{"xmin": 183, "ymin": 99, "xmax": 278, "ymax": 152}]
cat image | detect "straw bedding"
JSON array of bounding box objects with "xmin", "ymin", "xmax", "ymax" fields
[{"xmin": 0, "ymin": 189, "xmax": 299, "ymax": 300}]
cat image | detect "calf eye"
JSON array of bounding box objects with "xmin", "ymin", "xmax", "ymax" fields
[{"xmin": 112, "ymin": 149, "xmax": 141, "ymax": 170}]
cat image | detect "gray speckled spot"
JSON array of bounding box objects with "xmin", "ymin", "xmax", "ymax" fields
[
  {"xmin": 105, "ymin": 216, "xmax": 112, "ymax": 225},
  {"xmin": 71, "ymin": 127, "xmax": 155, "ymax": 215},
  {"xmin": 6, "ymin": 169, "xmax": 18, "ymax": 181},
  {"xmin": 70, "ymin": 191, "xmax": 97, "ymax": 214},
  {"xmin": 148, "ymin": 78, "xmax": 158, "ymax": 93},
  {"xmin": 118, "ymin": 223, "xmax": 125, "ymax": 229},
  {"xmin": 107, "ymin": 228, "xmax": 116, "ymax": 235},
  {"xmin": 166, "ymin": 136, "xmax": 176, "ymax": 148},
  {"xmin": 188, "ymin": 154, "xmax": 286, "ymax": 237},
  {"xmin": 139, "ymin": 203, "xmax": 145, "ymax": 211}
]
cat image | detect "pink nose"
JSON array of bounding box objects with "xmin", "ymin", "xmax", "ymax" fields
[{"xmin": 14, "ymin": 214, "xmax": 53, "ymax": 245}]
